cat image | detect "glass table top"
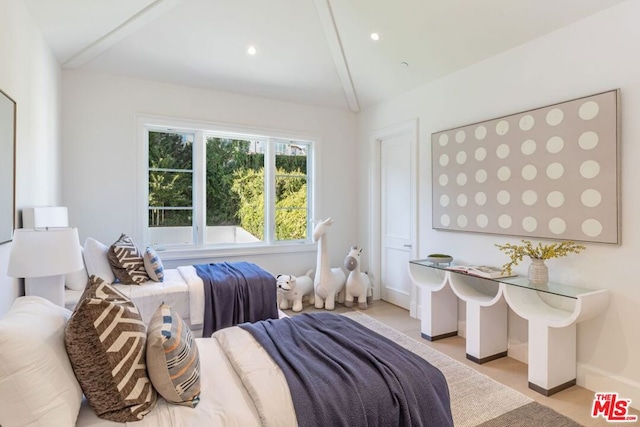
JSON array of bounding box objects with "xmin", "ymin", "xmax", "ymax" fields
[{"xmin": 410, "ymin": 259, "xmax": 596, "ymax": 299}]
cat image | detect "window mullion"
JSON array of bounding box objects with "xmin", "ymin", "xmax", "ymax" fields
[
  {"xmin": 194, "ymin": 130, "xmax": 206, "ymax": 246},
  {"xmin": 264, "ymin": 138, "xmax": 276, "ymax": 243}
]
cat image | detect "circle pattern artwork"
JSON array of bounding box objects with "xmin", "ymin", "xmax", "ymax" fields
[
  {"xmin": 546, "ymin": 108, "xmax": 564, "ymax": 126},
  {"xmin": 521, "ymin": 139, "xmax": 536, "ymax": 155},
  {"xmin": 579, "ymin": 131, "xmax": 599, "ymax": 150},
  {"xmin": 475, "ymin": 126, "xmax": 487, "ymax": 140},
  {"xmin": 431, "ymin": 90, "xmax": 618, "ymax": 243}
]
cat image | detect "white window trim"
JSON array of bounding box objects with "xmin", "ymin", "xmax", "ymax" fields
[{"xmin": 136, "ymin": 114, "xmax": 320, "ymax": 257}]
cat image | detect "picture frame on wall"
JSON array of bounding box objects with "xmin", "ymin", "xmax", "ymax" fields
[
  {"xmin": 0, "ymin": 89, "xmax": 16, "ymax": 245},
  {"xmin": 431, "ymin": 89, "xmax": 620, "ymax": 244}
]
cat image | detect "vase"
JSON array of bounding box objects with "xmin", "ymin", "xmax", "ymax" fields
[{"xmin": 528, "ymin": 258, "xmax": 548, "ymax": 285}]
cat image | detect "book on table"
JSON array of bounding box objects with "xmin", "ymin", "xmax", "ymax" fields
[{"xmin": 446, "ymin": 265, "xmax": 515, "ymax": 279}]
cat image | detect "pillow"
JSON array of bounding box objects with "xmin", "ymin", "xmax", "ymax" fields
[
  {"xmin": 83, "ymin": 237, "xmax": 116, "ymax": 283},
  {"xmin": 147, "ymin": 304, "xmax": 201, "ymax": 407},
  {"xmin": 143, "ymin": 246, "xmax": 165, "ymax": 282},
  {"xmin": 0, "ymin": 296, "xmax": 83, "ymax": 427},
  {"xmin": 65, "ymin": 276, "xmax": 157, "ymax": 422},
  {"xmin": 108, "ymin": 233, "xmax": 149, "ymax": 284},
  {"xmin": 66, "ymin": 246, "xmax": 89, "ymax": 291}
]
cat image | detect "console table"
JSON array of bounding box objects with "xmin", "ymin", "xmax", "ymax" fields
[{"xmin": 408, "ymin": 259, "xmax": 609, "ymax": 396}]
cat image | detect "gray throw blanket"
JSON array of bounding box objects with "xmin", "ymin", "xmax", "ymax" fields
[
  {"xmin": 195, "ymin": 262, "xmax": 278, "ymax": 337},
  {"xmin": 240, "ymin": 313, "xmax": 454, "ymax": 427}
]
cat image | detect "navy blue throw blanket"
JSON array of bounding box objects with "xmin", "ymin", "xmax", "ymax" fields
[
  {"xmin": 195, "ymin": 262, "xmax": 278, "ymax": 337},
  {"xmin": 240, "ymin": 313, "xmax": 453, "ymax": 427}
]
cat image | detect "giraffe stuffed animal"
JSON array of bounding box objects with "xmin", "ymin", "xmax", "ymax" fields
[{"xmin": 312, "ymin": 218, "xmax": 346, "ymax": 310}]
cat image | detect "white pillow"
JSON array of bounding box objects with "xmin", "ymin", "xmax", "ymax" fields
[
  {"xmin": 0, "ymin": 296, "xmax": 83, "ymax": 427},
  {"xmin": 65, "ymin": 246, "xmax": 89, "ymax": 291},
  {"xmin": 83, "ymin": 237, "xmax": 115, "ymax": 283}
]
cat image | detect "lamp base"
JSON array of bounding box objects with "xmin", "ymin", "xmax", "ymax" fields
[{"xmin": 25, "ymin": 275, "xmax": 65, "ymax": 307}]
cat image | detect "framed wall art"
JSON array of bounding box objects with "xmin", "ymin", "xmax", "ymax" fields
[
  {"xmin": 431, "ymin": 89, "xmax": 620, "ymax": 244},
  {"xmin": 0, "ymin": 89, "xmax": 16, "ymax": 245}
]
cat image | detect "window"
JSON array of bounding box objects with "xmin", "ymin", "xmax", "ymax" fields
[{"xmin": 144, "ymin": 120, "xmax": 314, "ymax": 250}]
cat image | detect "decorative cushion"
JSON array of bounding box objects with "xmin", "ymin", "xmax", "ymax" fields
[
  {"xmin": 65, "ymin": 276, "xmax": 157, "ymax": 422},
  {"xmin": 0, "ymin": 296, "xmax": 83, "ymax": 427},
  {"xmin": 66, "ymin": 246, "xmax": 89, "ymax": 290},
  {"xmin": 143, "ymin": 246, "xmax": 165, "ymax": 282},
  {"xmin": 147, "ymin": 304, "xmax": 201, "ymax": 407},
  {"xmin": 108, "ymin": 233, "xmax": 149, "ymax": 284},
  {"xmin": 83, "ymin": 237, "xmax": 116, "ymax": 283}
]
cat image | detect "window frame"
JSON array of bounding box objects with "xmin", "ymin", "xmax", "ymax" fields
[{"xmin": 137, "ymin": 115, "xmax": 318, "ymax": 259}]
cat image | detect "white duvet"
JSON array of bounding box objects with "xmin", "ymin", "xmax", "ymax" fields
[
  {"xmin": 65, "ymin": 266, "xmax": 206, "ymax": 330},
  {"xmin": 75, "ymin": 327, "xmax": 297, "ymax": 427}
]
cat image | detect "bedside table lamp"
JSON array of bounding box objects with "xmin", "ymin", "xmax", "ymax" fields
[{"xmin": 7, "ymin": 228, "xmax": 84, "ymax": 306}]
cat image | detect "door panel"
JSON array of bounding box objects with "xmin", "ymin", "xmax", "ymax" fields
[{"xmin": 380, "ymin": 132, "xmax": 415, "ymax": 310}]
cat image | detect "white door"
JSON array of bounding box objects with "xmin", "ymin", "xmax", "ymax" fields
[{"xmin": 377, "ymin": 122, "xmax": 417, "ymax": 312}]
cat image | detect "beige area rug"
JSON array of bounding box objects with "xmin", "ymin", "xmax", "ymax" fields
[{"xmin": 341, "ymin": 311, "xmax": 582, "ymax": 427}]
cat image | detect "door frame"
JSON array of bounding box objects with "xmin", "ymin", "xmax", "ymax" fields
[{"xmin": 369, "ymin": 118, "xmax": 419, "ymax": 317}]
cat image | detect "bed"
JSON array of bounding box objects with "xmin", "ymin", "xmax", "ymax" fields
[
  {"xmin": 65, "ymin": 237, "xmax": 278, "ymax": 336},
  {"xmin": 0, "ymin": 296, "xmax": 454, "ymax": 427},
  {"xmin": 66, "ymin": 266, "xmax": 206, "ymax": 333}
]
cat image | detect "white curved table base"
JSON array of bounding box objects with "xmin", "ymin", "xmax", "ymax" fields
[
  {"xmin": 527, "ymin": 322, "xmax": 577, "ymax": 396},
  {"xmin": 465, "ymin": 300, "xmax": 508, "ymax": 363},
  {"xmin": 419, "ymin": 284, "xmax": 458, "ymax": 341},
  {"xmin": 409, "ymin": 261, "xmax": 610, "ymax": 396},
  {"xmin": 503, "ymin": 285, "xmax": 609, "ymax": 396}
]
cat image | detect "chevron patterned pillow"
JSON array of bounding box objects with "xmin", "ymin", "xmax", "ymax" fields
[
  {"xmin": 108, "ymin": 233, "xmax": 149, "ymax": 284},
  {"xmin": 65, "ymin": 276, "xmax": 157, "ymax": 422},
  {"xmin": 147, "ymin": 303, "xmax": 201, "ymax": 407}
]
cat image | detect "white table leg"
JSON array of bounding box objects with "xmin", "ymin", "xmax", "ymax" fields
[
  {"xmin": 465, "ymin": 299, "xmax": 508, "ymax": 363},
  {"xmin": 420, "ymin": 284, "xmax": 458, "ymax": 341},
  {"xmin": 528, "ymin": 321, "xmax": 577, "ymax": 395}
]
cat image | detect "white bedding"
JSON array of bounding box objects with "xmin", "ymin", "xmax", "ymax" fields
[
  {"xmin": 65, "ymin": 266, "xmax": 205, "ymax": 330},
  {"xmin": 75, "ymin": 328, "xmax": 296, "ymax": 427}
]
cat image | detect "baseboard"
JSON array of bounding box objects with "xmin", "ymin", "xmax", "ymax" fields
[{"xmin": 578, "ymin": 364, "xmax": 640, "ymax": 410}]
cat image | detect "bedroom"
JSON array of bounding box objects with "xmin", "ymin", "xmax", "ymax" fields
[{"xmin": 1, "ymin": 0, "xmax": 640, "ymax": 424}]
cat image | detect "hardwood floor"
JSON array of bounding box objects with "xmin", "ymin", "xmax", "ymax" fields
[{"xmin": 284, "ymin": 300, "xmax": 638, "ymax": 427}]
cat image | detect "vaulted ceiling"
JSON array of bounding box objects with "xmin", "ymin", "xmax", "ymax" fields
[{"xmin": 25, "ymin": 0, "xmax": 627, "ymax": 112}]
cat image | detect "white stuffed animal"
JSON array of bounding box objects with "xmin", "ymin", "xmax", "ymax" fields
[
  {"xmin": 277, "ymin": 270, "xmax": 315, "ymax": 312},
  {"xmin": 312, "ymin": 218, "xmax": 346, "ymax": 310},
  {"xmin": 344, "ymin": 246, "xmax": 372, "ymax": 309}
]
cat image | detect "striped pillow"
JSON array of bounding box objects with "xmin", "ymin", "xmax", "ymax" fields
[
  {"xmin": 143, "ymin": 246, "xmax": 164, "ymax": 282},
  {"xmin": 65, "ymin": 276, "xmax": 157, "ymax": 421},
  {"xmin": 146, "ymin": 304, "xmax": 201, "ymax": 407},
  {"xmin": 108, "ymin": 233, "xmax": 149, "ymax": 284}
]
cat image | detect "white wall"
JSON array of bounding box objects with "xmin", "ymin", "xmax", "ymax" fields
[
  {"xmin": 357, "ymin": 0, "xmax": 640, "ymax": 406},
  {"xmin": 0, "ymin": 0, "xmax": 62, "ymax": 316},
  {"xmin": 62, "ymin": 71, "xmax": 358, "ymax": 276}
]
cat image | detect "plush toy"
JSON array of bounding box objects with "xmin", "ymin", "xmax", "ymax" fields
[
  {"xmin": 312, "ymin": 218, "xmax": 346, "ymax": 310},
  {"xmin": 277, "ymin": 270, "xmax": 315, "ymax": 312},
  {"xmin": 344, "ymin": 246, "xmax": 372, "ymax": 309}
]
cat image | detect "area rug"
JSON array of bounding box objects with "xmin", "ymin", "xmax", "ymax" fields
[{"xmin": 341, "ymin": 311, "xmax": 582, "ymax": 427}]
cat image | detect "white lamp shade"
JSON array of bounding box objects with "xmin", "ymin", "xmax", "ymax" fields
[{"xmin": 7, "ymin": 228, "xmax": 84, "ymax": 278}]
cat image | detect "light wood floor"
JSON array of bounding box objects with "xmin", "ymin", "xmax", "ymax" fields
[{"xmin": 284, "ymin": 300, "xmax": 639, "ymax": 427}]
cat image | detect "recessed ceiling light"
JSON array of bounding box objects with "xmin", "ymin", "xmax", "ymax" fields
[
  {"xmin": 370, "ymin": 33, "xmax": 380, "ymax": 41},
  {"xmin": 401, "ymin": 61, "xmax": 409, "ymax": 68},
  {"xmin": 247, "ymin": 45, "xmax": 257, "ymax": 55}
]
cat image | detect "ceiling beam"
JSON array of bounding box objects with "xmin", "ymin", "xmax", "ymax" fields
[
  {"xmin": 63, "ymin": 0, "xmax": 185, "ymax": 69},
  {"xmin": 312, "ymin": 0, "xmax": 360, "ymax": 113}
]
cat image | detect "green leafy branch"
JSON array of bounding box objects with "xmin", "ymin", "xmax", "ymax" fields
[{"xmin": 495, "ymin": 240, "xmax": 586, "ymax": 275}]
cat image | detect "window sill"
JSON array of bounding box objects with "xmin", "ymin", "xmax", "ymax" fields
[{"xmin": 155, "ymin": 241, "xmax": 316, "ymax": 262}]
